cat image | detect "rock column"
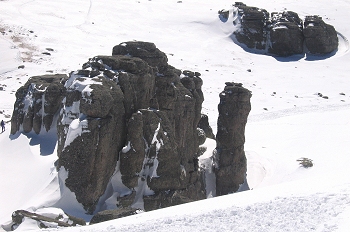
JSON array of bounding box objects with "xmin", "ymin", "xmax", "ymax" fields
[{"xmin": 215, "ymin": 82, "xmax": 251, "ymax": 196}]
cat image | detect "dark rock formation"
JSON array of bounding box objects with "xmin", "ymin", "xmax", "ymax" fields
[
  {"xmin": 90, "ymin": 208, "xmax": 138, "ymax": 224},
  {"xmin": 230, "ymin": 2, "xmax": 338, "ymax": 56},
  {"xmin": 112, "ymin": 41, "xmax": 168, "ymax": 73},
  {"xmin": 10, "ymin": 41, "xmax": 252, "ymax": 223},
  {"xmin": 11, "ymin": 74, "xmax": 67, "ymax": 134},
  {"xmin": 11, "ymin": 42, "xmax": 208, "ymax": 215},
  {"xmin": 233, "ymin": 2, "xmax": 269, "ymax": 50},
  {"xmin": 215, "ymin": 82, "xmax": 251, "ymax": 196},
  {"xmin": 304, "ymin": 15, "xmax": 338, "ymax": 54},
  {"xmin": 56, "ymin": 71, "xmax": 127, "ymax": 214},
  {"xmin": 268, "ymin": 11, "xmax": 304, "ymax": 56},
  {"xmin": 198, "ymin": 114, "xmax": 215, "ymax": 139}
]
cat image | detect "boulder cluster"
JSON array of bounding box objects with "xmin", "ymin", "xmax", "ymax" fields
[
  {"xmin": 225, "ymin": 2, "xmax": 338, "ymax": 56},
  {"xmin": 10, "ymin": 41, "xmax": 251, "ymax": 224}
]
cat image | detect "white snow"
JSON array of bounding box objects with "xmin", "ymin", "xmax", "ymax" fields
[{"xmin": 1, "ymin": 0, "xmax": 350, "ymax": 231}]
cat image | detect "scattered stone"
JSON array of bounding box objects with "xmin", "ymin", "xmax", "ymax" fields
[{"xmin": 18, "ymin": 65, "xmax": 25, "ymax": 69}]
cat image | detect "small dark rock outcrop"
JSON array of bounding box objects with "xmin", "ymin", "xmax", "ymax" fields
[
  {"xmin": 230, "ymin": 2, "xmax": 338, "ymax": 56},
  {"xmin": 303, "ymin": 15, "xmax": 338, "ymax": 54},
  {"xmin": 90, "ymin": 208, "xmax": 138, "ymax": 225},
  {"xmin": 197, "ymin": 114, "xmax": 215, "ymax": 140},
  {"xmin": 233, "ymin": 2, "xmax": 269, "ymax": 50},
  {"xmin": 11, "ymin": 74, "xmax": 67, "ymax": 134},
  {"xmin": 215, "ymin": 82, "xmax": 252, "ymax": 196},
  {"xmin": 268, "ymin": 11, "xmax": 304, "ymax": 56}
]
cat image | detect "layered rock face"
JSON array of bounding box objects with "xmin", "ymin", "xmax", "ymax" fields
[
  {"xmin": 215, "ymin": 82, "xmax": 252, "ymax": 196},
  {"xmin": 231, "ymin": 2, "xmax": 338, "ymax": 56}
]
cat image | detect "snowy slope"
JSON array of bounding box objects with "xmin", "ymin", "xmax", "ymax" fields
[{"xmin": 1, "ymin": 0, "xmax": 350, "ymax": 231}]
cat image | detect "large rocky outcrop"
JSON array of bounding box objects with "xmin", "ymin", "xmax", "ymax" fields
[
  {"xmin": 10, "ymin": 42, "xmax": 207, "ymax": 215},
  {"xmin": 10, "ymin": 41, "xmax": 251, "ymax": 223},
  {"xmin": 56, "ymin": 71, "xmax": 127, "ymax": 213},
  {"xmin": 230, "ymin": 2, "xmax": 338, "ymax": 56},
  {"xmin": 215, "ymin": 82, "xmax": 252, "ymax": 196},
  {"xmin": 11, "ymin": 74, "xmax": 67, "ymax": 134}
]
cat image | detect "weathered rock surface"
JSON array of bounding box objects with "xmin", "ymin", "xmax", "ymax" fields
[
  {"xmin": 11, "ymin": 74, "xmax": 67, "ymax": 134},
  {"xmin": 11, "ymin": 42, "xmax": 208, "ymax": 215},
  {"xmin": 230, "ymin": 2, "xmax": 338, "ymax": 56},
  {"xmin": 233, "ymin": 2, "xmax": 269, "ymax": 50},
  {"xmin": 304, "ymin": 15, "xmax": 338, "ymax": 54},
  {"xmin": 268, "ymin": 11, "xmax": 304, "ymax": 56},
  {"xmin": 198, "ymin": 114, "xmax": 215, "ymax": 140},
  {"xmin": 56, "ymin": 72, "xmax": 126, "ymax": 214},
  {"xmin": 10, "ymin": 41, "xmax": 252, "ymax": 223},
  {"xmin": 215, "ymin": 82, "xmax": 252, "ymax": 196}
]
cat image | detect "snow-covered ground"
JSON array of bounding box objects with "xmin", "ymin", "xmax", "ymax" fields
[{"xmin": 1, "ymin": 0, "xmax": 350, "ymax": 231}]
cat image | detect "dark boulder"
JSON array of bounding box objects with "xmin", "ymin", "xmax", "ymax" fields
[
  {"xmin": 304, "ymin": 15, "xmax": 338, "ymax": 54},
  {"xmin": 112, "ymin": 41, "xmax": 168, "ymax": 73},
  {"xmin": 233, "ymin": 2, "xmax": 269, "ymax": 50},
  {"xmin": 215, "ymin": 82, "xmax": 252, "ymax": 196},
  {"xmin": 268, "ymin": 11, "xmax": 304, "ymax": 56}
]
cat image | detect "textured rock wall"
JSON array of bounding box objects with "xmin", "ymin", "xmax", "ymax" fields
[
  {"xmin": 215, "ymin": 82, "xmax": 252, "ymax": 196},
  {"xmin": 11, "ymin": 74, "xmax": 67, "ymax": 135},
  {"xmin": 11, "ymin": 42, "xmax": 251, "ymax": 220},
  {"xmin": 56, "ymin": 73, "xmax": 126, "ymax": 213}
]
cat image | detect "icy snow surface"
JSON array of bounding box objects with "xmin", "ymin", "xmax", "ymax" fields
[{"xmin": 1, "ymin": 0, "xmax": 350, "ymax": 231}]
